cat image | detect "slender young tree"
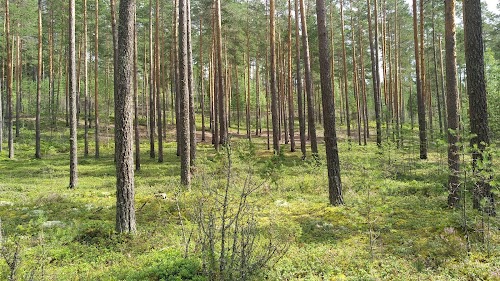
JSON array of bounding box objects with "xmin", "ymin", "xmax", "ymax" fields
[
  {"xmin": 155, "ymin": 0, "xmax": 163, "ymax": 163},
  {"xmin": 366, "ymin": 0, "xmax": 381, "ymax": 147},
  {"xmin": 15, "ymin": 36, "xmax": 21, "ymax": 138},
  {"xmin": 270, "ymin": 0, "xmax": 280, "ymax": 153},
  {"xmin": 316, "ymin": 0, "xmax": 343, "ymax": 205},
  {"xmin": 294, "ymin": 0, "xmax": 306, "ymax": 158},
  {"xmin": 94, "ymin": 0, "xmax": 100, "ymax": 158},
  {"xmin": 69, "ymin": 0, "xmax": 78, "ymax": 188},
  {"xmin": 84, "ymin": 0, "xmax": 89, "ymax": 157},
  {"xmin": 187, "ymin": 0, "xmax": 196, "ymax": 167},
  {"xmin": 299, "ymin": 0, "xmax": 318, "ymax": 156},
  {"xmin": 148, "ymin": 0, "xmax": 155, "ymax": 158},
  {"xmin": 464, "ymin": 0, "xmax": 495, "ymax": 214},
  {"xmin": 115, "ymin": 0, "xmax": 137, "ymax": 233},
  {"xmin": 200, "ymin": 17, "xmax": 206, "ymax": 142},
  {"xmin": 35, "ymin": 0, "xmax": 43, "ymax": 159},
  {"xmin": 5, "ymin": 0, "xmax": 13, "ymax": 159},
  {"xmin": 134, "ymin": 13, "xmax": 141, "ymax": 171},
  {"xmin": 179, "ymin": 0, "xmax": 191, "ymax": 185},
  {"xmin": 340, "ymin": 0, "xmax": 350, "ymax": 140},
  {"xmin": 287, "ymin": 0, "xmax": 295, "ymax": 152},
  {"xmin": 431, "ymin": 0, "xmax": 443, "ymax": 135},
  {"xmin": 0, "ymin": 64, "xmax": 3, "ymax": 153},
  {"xmin": 215, "ymin": 0, "xmax": 227, "ymax": 145},
  {"xmin": 445, "ymin": 0, "xmax": 459, "ymax": 207}
]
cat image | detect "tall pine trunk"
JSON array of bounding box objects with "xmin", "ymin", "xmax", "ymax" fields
[
  {"xmin": 94, "ymin": 0, "xmax": 100, "ymax": 158},
  {"xmin": 270, "ymin": 0, "xmax": 280, "ymax": 154},
  {"xmin": 179, "ymin": 0, "xmax": 191, "ymax": 185},
  {"xmin": 367, "ymin": 0, "xmax": 382, "ymax": 147},
  {"xmin": 412, "ymin": 0, "xmax": 427, "ymax": 159},
  {"xmin": 464, "ymin": 0, "xmax": 495, "ymax": 214},
  {"xmin": 69, "ymin": 0, "xmax": 78, "ymax": 188},
  {"xmin": 35, "ymin": 0, "xmax": 42, "ymax": 159},
  {"xmin": 445, "ymin": 0, "xmax": 460, "ymax": 207},
  {"xmin": 115, "ymin": 0, "xmax": 137, "ymax": 234},
  {"xmin": 293, "ymin": 0, "xmax": 306, "ymax": 157},
  {"xmin": 316, "ymin": 0, "xmax": 343, "ymax": 205},
  {"xmin": 299, "ymin": 0, "xmax": 318, "ymax": 156}
]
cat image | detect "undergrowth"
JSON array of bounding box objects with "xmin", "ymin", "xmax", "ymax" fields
[{"xmin": 0, "ymin": 123, "xmax": 499, "ymax": 280}]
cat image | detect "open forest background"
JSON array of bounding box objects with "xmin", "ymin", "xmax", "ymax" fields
[{"xmin": 0, "ymin": 0, "xmax": 500, "ymax": 279}]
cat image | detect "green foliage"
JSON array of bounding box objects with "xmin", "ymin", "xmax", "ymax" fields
[
  {"xmin": 126, "ymin": 251, "xmax": 206, "ymax": 281},
  {"xmin": 1, "ymin": 117, "xmax": 500, "ymax": 280}
]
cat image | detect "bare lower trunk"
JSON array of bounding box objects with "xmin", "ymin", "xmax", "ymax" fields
[
  {"xmin": 115, "ymin": 0, "xmax": 137, "ymax": 233},
  {"xmin": 69, "ymin": 0, "xmax": 78, "ymax": 188},
  {"xmin": 445, "ymin": 0, "xmax": 459, "ymax": 207},
  {"xmin": 316, "ymin": 0, "xmax": 343, "ymax": 205}
]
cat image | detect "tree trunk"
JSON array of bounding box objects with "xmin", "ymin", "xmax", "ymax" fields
[
  {"xmin": 6, "ymin": 0, "xmax": 13, "ymax": 159},
  {"xmin": 148, "ymin": 0, "xmax": 156, "ymax": 159},
  {"xmin": 245, "ymin": 53, "xmax": 251, "ymax": 141},
  {"xmin": 115, "ymin": 0, "xmax": 137, "ymax": 233},
  {"xmin": 235, "ymin": 66, "xmax": 240, "ymax": 135},
  {"xmin": 0, "ymin": 63, "xmax": 3, "ymax": 153},
  {"xmin": 350, "ymin": 8, "xmax": 361, "ymax": 146},
  {"xmin": 179, "ymin": 0, "xmax": 191, "ymax": 185},
  {"xmin": 200, "ymin": 17, "xmax": 206, "ymax": 142},
  {"xmin": 215, "ymin": 0, "xmax": 227, "ymax": 145},
  {"xmin": 35, "ymin": 0, "xmax": 42, "ymax": 159},
  {"xmin": 316, "ymin": 0, "xmax": 343, "ymax": 205},
  {"xmin": 187, "ymin": 0, "xmax": 196, "ymax": 167},
  {"xmin": 340, "ymin": 0, "xmax": 350, "ymax": 141},
  {"xmin": 299, "ymin": 0, "xmax": 317, "ymax": 156},
  {"xmin": 294, "ymin": 0, "xmax": 306, "ymax": 158},
  {"xmin": 412, "ymin": 0, "xmax": 427, "ymax": 159},
  {"xmin": 94, "ymin": 0, "xmax": 100, "ymax": 158},
  {"xmin": 438, "ymin": 36, "xmax": 448, "ymax": 131},
  {"xmin": 287, "ymin": 0, "xmax": 295, "ymax": 152},
  {"xmin": 69, "ymin": 0, "xmax": 78, "ymax": 188},
  {"xmin": 270, "ymin": 0, "xmax": 280, "ymax": 154},
  {"xmin": 134, "ymin": 13, "xmax": 141, "ymax": 171},
  {"xmin": 431, "ymin": 0, "xmax": 443, "ymax": 136},
  {"xmin": 155, "ymin": 0, "xmax": 163, "ymax": 163},
  {"xmin": 445, "ymin": 0, "xmax": 459, "ymax": 207},
  {"xmin": 367, "ymin": 0, "xmax": 382, "ymax": 147},
  {"xmin": 358, "ymin": 19, "xmax": 368, "ymax": 145},
  {"xmin": 15, "ymin": 36, "xmax": 21, "ymax": 138},
  {"xmin": 256, "ymin": 59, "xmax": 261, "ymax": 137},
  {"xmin": 84, "ymin": 0, "xmax": 89, "ymax": 157},
  {"xmin": 464, "ymin": 0, "xmax": 494, "ymax": 214}
]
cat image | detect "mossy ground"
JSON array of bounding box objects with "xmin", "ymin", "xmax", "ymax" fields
[{"xmin": 0, "ymin": 120, "xmax": 499, "ymax": 280}]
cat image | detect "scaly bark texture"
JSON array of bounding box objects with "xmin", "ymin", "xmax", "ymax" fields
[
  {"xmin": 179, "ymin": 0, "xmax": 191, "ymax": 185},
  {"xmin": 464, "ymin": 0, "xmax": 495, "ymax": 214},
  {"xmin": 445, "ymin": 0, "xmax": 460, "ymax": 207},
  {"xmin": 316, "ymin": 0, "xmax": 343, "ymax": 205},
  {"xmin": 115, "ymin": 0, "xmax": 137, "ymax": 233}
]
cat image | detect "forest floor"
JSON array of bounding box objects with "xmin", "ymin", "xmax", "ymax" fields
[{"xmin": 0, "ymin": 119, "xmax": 499, "ymax": 280}]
